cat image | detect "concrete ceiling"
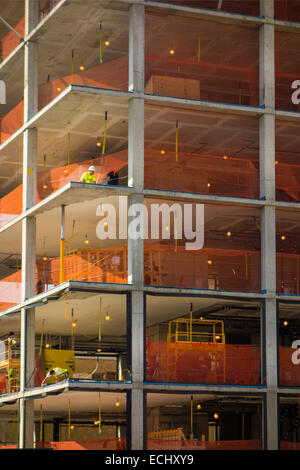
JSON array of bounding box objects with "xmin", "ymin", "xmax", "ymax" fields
[{"xmin": 0, "ymin": 292, "xmax": 259, "ymax": 337}]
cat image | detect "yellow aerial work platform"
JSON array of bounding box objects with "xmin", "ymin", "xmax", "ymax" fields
[
  {"xmin": 166, "ymin": 317, "xmax": 226, "ymax": 383},
  {"xmin": 0, "ymin": 340, "xmax": 20, "ymax": 393}
]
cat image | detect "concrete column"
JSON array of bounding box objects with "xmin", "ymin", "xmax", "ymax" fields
[
  {"xmin": 19, "ymin": 0, "xmax": 39, "ymax": 449},
  {"xmin": 259, "ymin": 0, "xmax": 278, "ymax": 450},
  {"xmin": 128, "ymin": 3, "xmax": 145, "ymax": 450}
]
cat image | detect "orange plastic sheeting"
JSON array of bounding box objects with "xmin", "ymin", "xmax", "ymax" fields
[
  {"xmin": 147, "ymin": 439, "xmax": 262, "ymax": 450},
  {"xmin": 146, "ymin": 341, "xmax": 261, "ymax": 385},
  {"xmin": 145, "ymin": 149, "xmax": 259, "ymax": 199},
  {"xmin": 279, "ymin": 346, "xmax": 300, "ymax": 387},
  {"xmin": 37, "ymin": 438, "xmax": 126, "ymax": 450},
  {"xmin": 145, "ymin": 245, "xmax": 261, "ymax": 292},
  {"xmin": 1, "ymin": 17, "xmax": 25, "ymax": 61},
  {"xmin": 277, "ymin": 253, "xmax": 300, "ymax": 295},
  {"xmin": 0, "ymin": 101, "xmax": 24, "ymax": 144},
  {"xmin": 0, "ymin": 271, "xmax": 21, "ymax": 312},
  {"xmin": 0, "ymin": 56, "xmax": 128, "ymax": 143},
  {"xmin": 0, "ymin": 150, "xmax": 128, "ymax": 229},
  {"xmin": 280, "ymin": 441, "xmax": 300, "ymax": 450},
  {"xmin": 38, "ymin": 56, "xmax": 128, "ymax": 109}
]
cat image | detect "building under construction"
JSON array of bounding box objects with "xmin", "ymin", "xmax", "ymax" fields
[{"xmin": 0, "ymin": 0, "xmax": 299, "ymax": 450}]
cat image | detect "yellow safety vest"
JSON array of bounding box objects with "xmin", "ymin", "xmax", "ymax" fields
[{"xmin": 81, "ymin": 172, "xmax": 96, "ymax": 184}]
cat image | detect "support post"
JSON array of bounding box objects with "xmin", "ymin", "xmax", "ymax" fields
[
  {"xmin": 128, "ymin": 3, "xmax": 145, "ymax": 451},
  {"xmin": 60, "ymin": 205, "xmax": 65, "ymax": 284},
  {"xmin": 19, "ymin": 0, "xmax": 39, "ymax": 450},
  {"xmin": 259, "ymin": 0, "xmax": 278, "ymax": 450}
]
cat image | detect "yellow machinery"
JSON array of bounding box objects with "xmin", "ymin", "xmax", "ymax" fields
[
  {"xmin": 148, "ymin": 427, "xmax": 187, "ymax": 442},
  {"xmin": 0, "ymin": 339, "xmax": 20, "ymax": 393},
  {"xmin": 166, "ymin": 316, "xmax": 226, "ymax": 383}
]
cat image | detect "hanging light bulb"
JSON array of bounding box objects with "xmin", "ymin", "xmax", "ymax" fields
[
  {"xmin": 72, "ymin": 320, "xmax": 77, "ymax": 327},
  {"xmin": 84, "ymin": 235, "xmax": 89, "ymax": 245},
  {"xmin": 105, "ymin": 313, "xmax": 110, "ymax": 321},
  {"xmin": 160, "ymin": 150, "xmax": 165, "ymax": 155},
  {"xmin": 57, "ymin": 87, "xmax": 61, "ymax": 92},
  {"xmin": 283, "ymin": 321, "xmax": 289, "ymax": 327},
  {"xmin": 196, "ymin": 404, "xmax": 202, "ymax": 410},
  {"xmin": 94, "ymin": 420, "xmax": 99, "ymax": 425},
  {"xmin": 207, "ymin": 182, "xmax": 211, "ymax": 188},
  {"xmin": 105, "ymin": 39, "xmax": 110, "ymax": 46},
  {"xmin": 208, "ymin": 260, "xmax": 212, "ymax": 265},
  {"xmin": 170, "ymin": 49, "xmax": 175, "ymax": 55},
  {"xmin": 115, "ymin": 399, "xmax": 120, "ymax": 407},
  {"xmin": 45, "ymin": 343, "xmax": 50, "ymax": 349},
  {"xmin": 213, "ymin": 413, "xmax": 219, "ymax": 420},
  {"xmin": 281, "ymin": 235, "xmax": 286, "ymax": 241},
  {"xmin": 223, "ymin": 155, "xmax": 228, "ymax": 160},
  {"xmin": 43, "ymin": 184, "xmax": 48, "ymax": 189},
  {"xmin": 97, "ymin": 138, "xmax": 102, "ymax": 147},
  {"xmin": 80, "ymin": 65, "xmax": 85, "ymax": 71},
  {"xmin": 70, "ymin": 425, "xmax": 75, "ymax": 430},
  {"xmin": 43, "ymin": 256, "xmax": 48, "ymax": 261},
  {"xmin": 227, "ymin": 231, "xmax": 232, "ymax": 237}
]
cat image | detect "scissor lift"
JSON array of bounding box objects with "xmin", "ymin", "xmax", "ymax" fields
[
  {"xmin": 0, "ymin": 340, "xmax": 20, "ymax": 394},
  {"xmin": 166, "ymin": 317, "xmax": 226, "ymax": 383}
]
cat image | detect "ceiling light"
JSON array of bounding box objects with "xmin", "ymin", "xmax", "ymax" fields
[
  {"xmin": 223, "ymin": 155, "xmax": 228, "ymax": 160},
  {"xmin": 70, "ymin": 425, "xmax": 74, "ymax": 430},
  {"xmin": 97, "ymin": 141, "xmax": 102, "ymax": 147},
  {"xmin": 105, "ymin": 40, "xmax": 110, "ymax": 46},
  {"xmin": 45, "ymin": 343, "xmax": 50, "ymax": 349},
  {"xmin": 43, "ymin": 256, "xmax": 48, "ymax": 261},
  {"xmin": 94, "ymin": 420, "xmax": 99, "ymax": 425},
  {"xmin": 160, "ymin": 150, "xmax": 165, "ymax": 155},
  {"xmin": 208, "ymin": 260, "xmax": 212, "ymax": 265},
  {"xmin": 207, "ymin": 182, "xmax": 211, "ymax": 188},
  {"xmin": 80, "ymin": 66, "xmax": 85, "ymax": 70},
  {"xmin": 213, "ymin": 413, "xmax": 219, "ymax": 420},
  {"xmin": 227, "ymin": 231, "xmax": 231, "ymax": 237},
  {"xmin": 43, "ymin": 184, "xmax": 47, "ymax": 189},
  {"xmin": 84, "ymin": 235, "xmax": 89, "ymax": 245},
  {"xmin": 196, "ymin": 404, "xmax": 202, "ymax": 410},
  {"xmin": 275, "ymin": 160, "xmax": 279, "ymax": 165},
  {"xmin": 281, "ymin": 235, "xmax": 286, "ymax": 241},
  {"xmin": 72, "ymin": 320, "xmax": 77, "ymax": 327},
  {"xmin": 283, "ymin": 321, "xmax": 288, "ymax": 327},
  {"xmin": 170, "ymin": 49, "xmax": 175, "ymax": 55},
  {"xmin": 115, "ymin": 400, "xmax": 120, "ymax": 407},
  {"xmin": 105, "ymin": 314, "xmax": 110, "ymax": 321},
  {"xmin": 57, "ymin": 87, "xmax": 61, "ymax": 92}
]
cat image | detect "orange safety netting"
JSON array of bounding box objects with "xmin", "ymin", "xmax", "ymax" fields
[
  {"xmin": 0, "ymin": 246, "xmax": 128, "ymax": 312},
  {"xmin": 145, "ymin": 149, "xmax": 259, "ymax": 199},
  {"xmin": 1, "ymin": 17, "xmax": 25, "ymax": 61},
  {"xmin": 0, "ymin": 445, "xmax": 17, "ymax": 449},
  {"xmin": 37, "ymin": 437, "xmax": 126, "ymax": 450},
  {"xmin": 144, "ymin": 245, "xmax": 261, "ymax": 292},
  {"xmin": 147, "ymin": 438, "xmax": 262, "ymax": 450},
  {"xmin": 0, "ymin": 56, "xmax": 128, "ymax": 144},
  {"xmin": 275, "ymin": 0, "xmax": 300, "ymax": 22},
  {"xmin": 277, "ymin": 253, "xmax": 300, "ymax": 295},
  {"xmin": 276, "ymin": 163, "xmax": 300, "ymax": 202},
  {"xmin": 146, "ymin": 341, "xmax": 261, "ymax": 385},
  {"xmin": 279, "ymin": 346, "xmax": 300, "ymax": 387},
  {"xmin": 280, "ymin": 441, "xmax": 300, "ymax": 450},
  {"xmin": 0, "ymin": 150, "xmax": 128, "ymax": 228}
]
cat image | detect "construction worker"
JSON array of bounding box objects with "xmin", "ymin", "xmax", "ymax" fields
[
  {"xmin": 80, "ymin": 165, "xmax": 97, "ymax": 184},
  {"xmin": 41, "ymin": 367, "xmax": 69, "ymax": 386}
]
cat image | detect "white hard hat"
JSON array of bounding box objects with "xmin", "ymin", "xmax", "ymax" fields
[{"xmin": 89, "ymin": 166, "xmax": 96, "ymax": 172}]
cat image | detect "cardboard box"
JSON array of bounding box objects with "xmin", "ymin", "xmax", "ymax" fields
[{"xmin": 145, "ymin": 75, "xmax": 200, "ymax": 100}]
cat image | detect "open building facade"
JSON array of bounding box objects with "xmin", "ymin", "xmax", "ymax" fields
[{"xmin": 0, "ymin": 0, "xmax": 299, "ymax": 450}]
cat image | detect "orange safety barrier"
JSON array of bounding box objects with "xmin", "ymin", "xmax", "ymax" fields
[
  {"xmin": 37, "ymin": 437, "xmax": 126, "ymax": 450},
  {"xmin": 147, "ymin": 438, "xmax": 262, "ymax": 450},
  {"xmin": 144, "ymin": 244, "xmax": 261, "ymax": 292},
  {"xmin": 1, "ymin": 17, "xmax": 25, "ymax": 61},
  {"xmin": 279, "ymin": 346, "xmax": 300, "ymax": 387},
  {"xmin": 0, "ymin": 56, "xmax": 128, "ymax": 144},
  {"xmin": 0, "ymin": 150, "xmax": 128, "ymax": 229},
  {"xmin": 275, "ymin": 0, "xmax": 300, "ymax": 22},
  {"xmin": 146, "ymin": 341, "xmax": 261, "ymax": 385},
  {"xmin": 0, "ymin": 445, "xmax": 18, "ymax": 449},
  {"xmin": 280, "ymin": 441, "xmax": 300, "ymax": 450},
  {"xmin": 0, "ymin": 243, "xmax": 263, "ymax": 313},
  {"xmin": 145, "ymin": 149, "xmax": 259, "ymax": 199},
  {"xmin": 277, "ymin": 253, "xmax": 300, "ymax": 295}
]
